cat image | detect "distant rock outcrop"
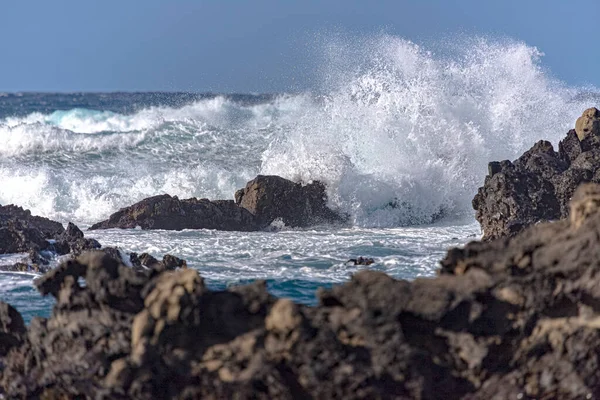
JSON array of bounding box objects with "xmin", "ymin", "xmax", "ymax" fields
[
  {"xmin": 473, "ymin": 107, "xmax": 600, "ymax": 240},
  {"xmin": 235, "ymin": 175, "xmax": 345, "ymax": 228},
  {"xmin": 89, "ymin": 194, "xmax": 259, "ymax": 231},
  {"xmin": 0, "ymin": 204, "xmax": 100, "ymax": 256},
  {"xmin": 4, "ymin": 184, "xmax": 600, "ymax": 398},
  {"xmin": 90, "ymin": 175, "xmax": 345, "ymax": 231}
]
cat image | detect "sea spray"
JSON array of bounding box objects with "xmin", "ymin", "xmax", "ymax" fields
[{"xmin": 0, "ymin": 34, "xmax": 596, "ymax": 227}]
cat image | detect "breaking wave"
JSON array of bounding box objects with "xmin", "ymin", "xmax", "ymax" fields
[{"xmin": 0, "ymin": 34, "xmax": 597, "ymax": 227}]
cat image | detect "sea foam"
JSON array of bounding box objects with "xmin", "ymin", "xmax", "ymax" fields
[{"xmin": 0, "ymin": 34, "xmax": 597, "ymax": 227}]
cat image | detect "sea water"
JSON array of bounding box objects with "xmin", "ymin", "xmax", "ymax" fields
[{"xmin": 0, "ymin": 34, "xmax": 597, "ymax": 322}]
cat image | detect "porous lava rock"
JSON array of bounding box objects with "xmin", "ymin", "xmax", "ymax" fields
[
  {"xmin": 90, "ymin": 175, "xmax": 345, "ymax": 231},
  {"xmin": 235, "ymin": 175, "xmax": 345, "ymax": 228},
  {"xmin": 4, "ymin": 184, "xmax": 600, "ymax": 398},
  {"xmin": 473, "ymin": 107, "xmax": 600, "ymax": 240},
  {"xmin": 89, "ymin": 194, "xmax": 259, "ymax": 231},
  {"xmin": 0, "ymin": 204, "xmax": 99, "ymax": 255}
]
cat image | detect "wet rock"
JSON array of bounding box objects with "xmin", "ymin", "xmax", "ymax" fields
[
  {"xmin": 89, "ymin": 194, "xmax": 259, "ymax": 231},
  {"xmin": 0, "ymin": 204, "xmax": 64, "ymax": 238},
  {"xmin": 346, "ymin": 256, "xmax": 375, "ymax": 265},
  {"xmin": 9, "ymin": 185, "xmax": 600, "ymax": 397},
  {"xmin": 474, "ymin": 108, "xmax": 600, "ymax": 240},
  {"xmin": 0, "ymin": 302, "xmax": 26, "ymax": 357},
  {"xmin": 575, "ymin": 107, "xmax": 600, "ymax": 140},
  {"xmin": 235, "ymin": 175, "xmax": 346, "ymax": 228},
  {"xmin": 91, "ymin": 175, "xmax": 346, "ymax": 231},
  {"xmin": 56, "ymin": 222, "xmax": 101, "ymax": 255}
]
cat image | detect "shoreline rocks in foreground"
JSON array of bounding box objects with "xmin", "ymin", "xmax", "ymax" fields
[
  {"xmin": 474, "ymin": 107, "xmax": 600, "ymax": 240},
  {"xmin": 3, "ymin": 184, "xmax": 600, "ymax": 398},
  {"xmin": 90, "ymin": 175, "xmax": 346, "ymax": 231}
]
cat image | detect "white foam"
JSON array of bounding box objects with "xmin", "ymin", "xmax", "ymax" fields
[
  {"xmin": 0, "ymin": 34, "xmax": 597, "ymax": 228},
  {"xmin": 261, "ymin": 35, "xmax": 598, "ymax": 226}
]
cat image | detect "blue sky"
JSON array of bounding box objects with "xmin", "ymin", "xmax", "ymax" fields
[{"xmin": 1, "ymin": 0, "xmax": 596, "ymax": 92}]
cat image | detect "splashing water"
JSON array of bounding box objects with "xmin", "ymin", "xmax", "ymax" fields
[{"xmin": 1, "ymin": 34, "xmax": 599, "ymax": 320}]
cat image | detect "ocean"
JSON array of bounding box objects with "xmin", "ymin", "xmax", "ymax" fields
[{"xmin": 0, "ymin": 35, "xmax": 597, "ymax": 323}]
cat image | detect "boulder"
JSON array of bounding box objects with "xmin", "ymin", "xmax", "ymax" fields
[
  {"xmin": 89, "ymin": 194, "xmax": 258, "ymax": 231},
  {"xmin": 235, "ymin": 175, "xmax": 345, "ymax": 228},
  {"xmin": 474, "ymin": 108, "xmax": 600, "ymax": 240},
  {"xmin": 5, "ymin": 185, "xmax": 600, "ymax": 397},
  {"xmin": 575, "ymin": 107, "xmax": 600, "ymax": 140},
  {"xmin": 91, "ymin": 175, "xmax": 346, "ymax": 231},
  {"xmin": 0, "ymin": 204, "xmax": 102, "ymax": 257}
]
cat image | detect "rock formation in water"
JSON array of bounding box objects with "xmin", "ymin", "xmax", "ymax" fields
[
  {"xmin": 473, "ymin": 107, "xmax": 600, "ymax": 240},
  {"xmin": 0, "ymin": 204, "xmax": 188, "ymax": 275},
  {"xmin": 3, "ymin": 184, "xmax": 600, "ymax": 398},
  {"xmin": 90, "ymin": 175, "xmax": 346, "ymax": 231},
  {"xmin": 0, "ymin": 204, "xmax": 101, "ymax": 264},
  {"xmin": 89, "ymin": 194, "xmax": 259, "ymax": 231}
]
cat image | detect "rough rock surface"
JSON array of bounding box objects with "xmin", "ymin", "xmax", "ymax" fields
[
  {"xmin": 4, "ymin": 184, "xmax": 600, "ymax": 398},
  {"xmin": 0, "ymin": 204, "xmax": 100, "ymax": 256},
  {"xmin": 91, "ymin": 175, "xmax": 345, "ymax": 231},
  {"xmin": 89, "ymin": 194, "xmax": 259, "ymax": 231},
  {"xmin": 575, "ymin": 107, "xmax": 600, "ymax": 140},
  {"xmin": 235, "ymin": 175, "xmax": 346, "ymax": 228},
  {"xmin": 473, "ymin": 107, "xmax": 600, "ymax": 240}
]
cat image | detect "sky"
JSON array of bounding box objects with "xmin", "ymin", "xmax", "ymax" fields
[{"xmin": 0, "ymin": 0, "xmax": 597, "ymax": 93}]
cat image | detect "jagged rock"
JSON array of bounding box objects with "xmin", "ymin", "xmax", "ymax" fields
[
  {"xmin": 0, "ymin": 204, "xmax": 64, "ymax": 238},
  {"xmin": 575, "ymin": 107, "xmax": 600, "ymax": 140},
  {"xmin": 8, "ymin": 184, "xmax": 600, "ymax": 397},
  {"xmin": 0, "ymin": 204, "xmax": 101, "ymax": 257},
  {"xmin": 0, "ymin": 302, "xmax": 26, "ymax": 357},
  {"xmin": 0, "ymin": 220, "xmax": 51, "ymax": 254},
  {"xmin": 56, "ymin": 222, "xmax": 101, "ymax": 255},
  {"xmin": 91, "ymin": 175, "xmax": 345, "ymax": 231},
  {"xmin": 235, "ymin": 175, "xmax": 345, "ymax": 228},
  {"xmin": 346, "ymin": 256, "xmax": 375, "ymax": 265},
  {"xmin": 474, "ymin": 109, "xmax": 600, "ymax": 240},
  {"xmin": 89, "ymin": 194, "xmax": 258, "ymax": 231}
]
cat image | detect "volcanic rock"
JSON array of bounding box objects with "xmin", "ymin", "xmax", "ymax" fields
[
  {"xmin": 575, "ymin": 107, "xmax": 600, "ymax": 140},
  {"xmin": 235, "ymin": 175, "xmax": 345, "ymax": 228},
  {"xmin": 3, "ymin": 184, "xmax": 600, "ymax": 397},
  {"xmin": 474, "ymin": 108, "xmax": 600, "ymax": 240},
  {"xmin": 91, "ymin": 175, "xmax": 345, "ymax": 231},
  {"xmin": 89, "ymin": 194, "xmax": 259, "ymax": 231}
]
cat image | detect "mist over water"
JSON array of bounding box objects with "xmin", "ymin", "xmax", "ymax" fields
[
  {"xmin": 1, "ymin": 33, "xmax": 598, "ymax": 319},
  {"xmin": 0, "ymin": 34, "xmax": 597, "ymax": 228}
]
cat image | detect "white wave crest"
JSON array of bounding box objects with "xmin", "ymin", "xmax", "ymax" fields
[{"xmin": 0, "ymin": 34, "xmax": 597, "ymax": 228}]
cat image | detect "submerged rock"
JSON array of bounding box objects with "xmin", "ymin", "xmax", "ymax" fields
[
  {"xmin": 91, "ymin": 175, "xmax": 345, "ymax": 231},
  {"xmin": 5, "ymin": 184, "xmax": 600, "ymax": 398},
  {"xmin": 474, "ymin": 107, "xmax": 600, "ymax": 240}
]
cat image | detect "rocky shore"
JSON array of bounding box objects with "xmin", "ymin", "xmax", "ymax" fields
[
  {"xmin": 473, "ymin": 107, "xmax": 600, "ymax": 240},
  {"xmin": 0, "ymin": 183, "xmax": 600, "ymax": 398},
  {"xmin": 2, "ymin": 110, "xmax": 600, "ymax": 398}
]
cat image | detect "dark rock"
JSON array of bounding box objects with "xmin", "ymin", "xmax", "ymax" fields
[
  {"xmin": 347, "ymin": 257, "xmax": 375, "ymax": 265},
  {"xmin": 474, "ymin": 109, "xmax": 600, "ymax": 240},
  {"xmin": 162, "ymin": 254, "xmax": 187, "ymax": 270},
  {"xmin": 0, "ymin": 302, "xmax": 26, "ymax": 357},
  {"xmin": 91, "ymin": 175, "xmax": 346, "ymax": 231},
  {"xmin": 473, "ymin": 156, "xmax": 560, "ymax": 240},
  {"xmin": 0, "ymin": 220, "xmax": 51, "ymax": 254},
  {"xmin": 0, "ymin": 204, "xmax": 64, "ymax": 238},
  {"xmin": 235, "ymin": 175, "xmax": 346, "ymax": 228},
  {"xmin": 89, "ymin": 194, "xmax": 258, "ymax": 231},
  {"xmin": 9, "ymin": 185, "xmax": 600, "ymax": 397}
]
